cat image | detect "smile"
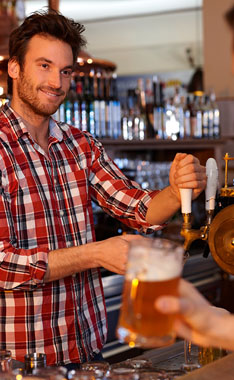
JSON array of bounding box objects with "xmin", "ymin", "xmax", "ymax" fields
[{"xmin": 40, "ymin": 89, "xmax": 62, "ymax": 98}]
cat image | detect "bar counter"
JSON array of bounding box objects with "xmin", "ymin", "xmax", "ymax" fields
[{"xmin": 134, "ymin": 340, "xmax": 234, "ymax": 379}]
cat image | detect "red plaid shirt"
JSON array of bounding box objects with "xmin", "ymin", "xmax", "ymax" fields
[{"xmin": 0, "ymin": 104, "xmax": 161, "ymax": 365}]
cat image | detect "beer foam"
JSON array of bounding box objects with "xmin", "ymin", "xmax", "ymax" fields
[{"xmin": 127, "ymin": 245, "xmax": 183, "ymax": 281}]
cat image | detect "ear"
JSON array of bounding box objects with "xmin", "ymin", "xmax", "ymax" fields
[{"xmin": 8, "ymin": 59, "xmax": 20, "ymax": 79}]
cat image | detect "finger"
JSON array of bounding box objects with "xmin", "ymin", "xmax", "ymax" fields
[
  {"xmin": 173, "ymin": 153, "xmax": 188, "ymax": 163},
  {"xmin": 173, "ymin": 319, "xmax": 195, "ymax": 342},
  {"xmin": 176, "ymin": 154, "xmax": 200, "ymax": 168},
  {"xmin": 155, "ymin": 296, "xmax": 195, "ymax": 316}
]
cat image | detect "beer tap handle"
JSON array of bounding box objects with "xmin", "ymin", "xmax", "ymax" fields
[
  {"xmin": 179, "ymin": 188, "xmax": 192, "ymax": 214},
  {"xmin": 205, "ymin": 158, "xmax": 218, "ymax": 212}
]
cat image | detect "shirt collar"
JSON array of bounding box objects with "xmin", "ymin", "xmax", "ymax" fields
[{"xmin": 1, "ymin": 103, "xmax": 63, "ymax": 142}]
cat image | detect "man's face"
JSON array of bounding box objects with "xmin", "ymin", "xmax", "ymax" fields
[{"xmin": 11, "ymin": 34, "xmax": 73, "ymax": 117}]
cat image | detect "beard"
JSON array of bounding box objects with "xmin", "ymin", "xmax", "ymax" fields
[{"xmin": 16, "ymin": 70, "xmax": 66, "ymax": 117}]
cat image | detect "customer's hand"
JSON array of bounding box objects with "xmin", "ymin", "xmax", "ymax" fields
[
  {"xmin": 155, "ymin": 279, "xmax": 233, "ymax": 350},
  {"xmin": 169, "ymin": 153, "xmax": 206, "ymax": 202}
]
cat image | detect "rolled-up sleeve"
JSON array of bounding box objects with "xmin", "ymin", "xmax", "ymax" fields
[
  {"xmin": 0, "ymin": 166, "xmax": 49, "ymax": 290},
  {"xmin": 0, "ymin": 241, "xmax": 49, "ymax": 290}
]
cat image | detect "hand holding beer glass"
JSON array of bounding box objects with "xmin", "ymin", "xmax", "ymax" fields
[{"xmin": 116, "ymin": 238, "xmax": 184, "ymax": 348}]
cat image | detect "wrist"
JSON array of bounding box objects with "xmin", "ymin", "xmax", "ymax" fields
[
  {"xmin": 167, "ymin": 186, "xmax": 181, "ymax": 208},
  {"xmin": 74, "ymin": 242, "xmax": 101, "ymax": 271}
]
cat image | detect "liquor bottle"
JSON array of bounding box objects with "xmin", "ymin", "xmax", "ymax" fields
[
  {"xmin": 74, "ymin": 76, "xmax": 84, "ymax": 130},
  {"xmin": 99, "ymin": 73, "xmax": 106, "ymax": 138},
  {"xmin": 24, "ymin": 353, "xmax": 46, "ymax": 375},
  {"xmin": 183, "ymin": 95, "xmax": 191, "ymax": 138},
  {"xmin": 210, "ymin": 91, "xmax": 220, "ymax": 138},
  {"xmin": 153, "ymin": 76, "xmax": 164, "ymax": 139},
  {"xmin": 190, "ymin": 95, "xmax": 202, "ymax": 138},
  {"xmin": 173, "ymin": 89, "xmax": 185, "ymax": 139},
  {"xmin": 125, "ymin": 89, "xmax": 135, "ymax": 140},
  {"xmin": 80, "ymin": 75, "xmax": 88, "ymax": 132},
  {"xmin": 194, "ymin": 95, "xmax": 203, "ymax": 138},
  {"xmin": 59, "ymin": 102, "xmax": 65, "ymax": 123},
  {"xmin": 135, "ymin": 79, "xmax": 147, "ymax": 140},
  {"xmin": 73, "ymin": 78, "xmax": 80, "ymax": 129},
  {"xmin": 145, "ymin": 78, "xmax": 155, "ymax": 138},
  {"xmin": 121, "ymin": 106, "xmax": 129, "ymax": 140},
  {"xmin": 202, "ymin": 95, "xmax": 210, "ymax": 138},
  {"xmin": 64, "ymin": 78, "xmax": 76, "ymax": 125},
  {"xmin": 86, "ymin": 72, "xmax": 95, "ymax": 135},
  {"xmin": 104, "ymin": 75, "xmax": 111, "ymax": 138},
  {"xmin": 92, "ymin": 73, "xmax": 100, "ymax": 138},
  {"xmin": 109, "ymin": 73, "xmax": 122, "ymax": 139}
]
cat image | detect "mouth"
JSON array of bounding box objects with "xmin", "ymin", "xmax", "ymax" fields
[{"xmin": 40, "ymin": 88, "xmax": 64, "ymax": 99}]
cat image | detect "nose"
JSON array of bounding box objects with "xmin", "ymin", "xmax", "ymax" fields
[{"xmin": 48, "ymin": 69, "xmax": 62, "ymax": 89}]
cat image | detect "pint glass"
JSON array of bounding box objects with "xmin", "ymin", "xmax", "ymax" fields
[{"xmin": 116, "ymin": 238, "xmax": 184, "ymax": 348}]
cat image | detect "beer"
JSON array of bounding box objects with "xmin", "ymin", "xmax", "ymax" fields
[
  {"xmin": 116, "ymin": 238, "xmax": 183, "ymax": 348},
  {"xmin": 199, "ymin": 347, "xmax": 227, "ymax": 366}
]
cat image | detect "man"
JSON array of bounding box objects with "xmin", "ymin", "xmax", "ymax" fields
[{"xmin": 0, "ymin": 10, "xmax": 206, "ymax": 366}]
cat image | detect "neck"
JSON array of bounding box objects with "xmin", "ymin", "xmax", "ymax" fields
[{"xmin": 11, "ymin": 99, "xmax": 50, "ymax": 152}]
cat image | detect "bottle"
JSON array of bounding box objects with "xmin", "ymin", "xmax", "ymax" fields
[
  {"xmin": 164, "ymin": 96, "xmax": 180, "ymax": 140},
  {"xmin": 93, "ymin": 73, "xmax": 100, "ymax": 138},
  {"xmin": 0, "ymin": 350, "xmax": 12, "ymax": 373},
  {"xmin": 153, "ymin": 76, "xmax": 164, "ymax": 139},
  {"xmin": 184, "ymin": 95, "xmax": 191, "ymax": 138},
  {"xmin": 135, "ymin": 79, "xmax": 147, "ymax": 140},
  {"xmin": 145, "ymin": 78, "xmax": 155, "ymax": 138},
  {"xmin": 109, "ymin": 73, "xmax": 121, "ymax": 139},
  {"xmin": 104, "ymin": 75, "xmax": 111, "ymax": 138},
  {"xmin": 80, "ymin": 75, "xmax": 88, "ymax": 132},
  {"xmin": 99, "ymin": 73, "xmax": 106, "ymax": 138},
  {"xmin": 194, "ymin": 95, "xmax": 203, "ymax": 138},
  {"xmin": 190, "ymin": 95, "xmax": 202, "ymax": 138},
  {"xmin": 86, "ymin": 71, "xmax": 95, "ymax": 136},
  {"xmin": 210, "ymin": 91, "xmax": 220, "ymax": 138},
  {"xmin": 64, "ymin": 78, "xmax": 76, "ymax": 125},
  {"xmin": 202, "ymin": 95, "xmax": 210, "ymax": 138},
  {"xmin": 24, "ymin": 353, "xmax": 47, "ymax": 375},
  {"xmin": 73, "ymin": 78, "xmax": 80, "ymax": 129},
  {"xmin": 173, "ymin": 89, "xmax": 185, "ymax": 139},
  {"xmin": 125, "ymin": 89, "xmax": 135, "ymax": 140},
  {"xmin": 121, "ymin": 106, "xmax": 129, "ymax": 140}
]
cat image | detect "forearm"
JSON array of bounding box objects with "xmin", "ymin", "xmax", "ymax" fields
[
  {"xmin": 146, "ymin": 186, "xmax": 181, "ymax": 225},
  {"xmin": 44, "ymin": 243, "xmax": 99, "ymax": 282}
]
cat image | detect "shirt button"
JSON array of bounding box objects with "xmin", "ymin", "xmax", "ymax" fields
[
  {"xmin": 67, "ymin": 241, "xmax": 72, "ymax": 247},
  {"xmin": 59, "ymin": 210, "xmax": 64, "ymax": 217},
  {"xmin": 54, "ymin": 178, "xmax": 57, "ymax": 185},
  {"xmin": 72, "ymin": 274, "xmax": 76, "ymax": 278}
]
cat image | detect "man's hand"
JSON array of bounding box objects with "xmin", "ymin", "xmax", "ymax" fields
[
  {"xmin": 94, "ymin": 234, "xmax": 144, "ymax": 275},
  {"xmin": 169, "ymin": 153, "xmax": 206, "ymax": 202}
]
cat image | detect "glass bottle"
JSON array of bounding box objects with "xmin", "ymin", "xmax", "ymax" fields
[{"xmin": 24, "ymin": 353, "xmax": 47, "ymax": 375}]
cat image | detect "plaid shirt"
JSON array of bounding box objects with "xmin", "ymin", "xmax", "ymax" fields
[{"xmin": 0, "ymin": 104, "xmax": 161, "ymax": 365}]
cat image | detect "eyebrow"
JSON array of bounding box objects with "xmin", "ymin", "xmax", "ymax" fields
[{"xmin": 35, "ymin": 57, "xmax": 73, "ymax": 70}]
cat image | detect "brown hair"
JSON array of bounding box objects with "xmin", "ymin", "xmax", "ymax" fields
[{"xmin": 8, "ymin": 9, "xmax": 86, "ymax": 94}]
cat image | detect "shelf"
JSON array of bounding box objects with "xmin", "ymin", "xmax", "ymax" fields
[{"xmin": 100, "ymin": 138, "xmax": 227, "ymax": 151}]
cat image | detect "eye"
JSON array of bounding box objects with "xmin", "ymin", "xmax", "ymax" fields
[
  {"xmin": 41, "ymin": 63, "xmax": 49, "ymax": 69},
  {"xmin": 61, "ymin": 69, "xmax": 72, "ymax": 77}
]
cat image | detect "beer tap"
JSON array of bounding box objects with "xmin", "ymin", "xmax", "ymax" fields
[{"xmin": 180, "ymin": 158, "xmax": 218, "ymax": 254}]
